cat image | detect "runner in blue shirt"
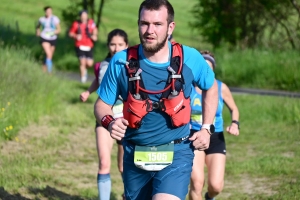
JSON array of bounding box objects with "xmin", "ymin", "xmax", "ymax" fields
[
  {"xmin": 94, "ymin": 1, "xmax": 218, "ymax": 199},
  {"xmin": 189, "ymin": 50, "xmax": 240, "ymax": 200}
]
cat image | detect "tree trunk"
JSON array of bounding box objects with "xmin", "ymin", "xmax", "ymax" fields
[{"xmin": 96, "ymin": 0, "xmax": 105, "ymax": 29}]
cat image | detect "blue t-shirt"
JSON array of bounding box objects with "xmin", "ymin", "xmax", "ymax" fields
[
  {"xmin": 190, "ymin": 80, "xmax": 224, "ymax": 132},
  {"xmin": 97, "ymin": 42, "xmax": 215, "ymax": 146}
]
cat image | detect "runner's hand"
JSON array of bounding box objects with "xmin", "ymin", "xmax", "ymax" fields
[
  {"xmin": 91, "ymin": 35, "xmax": 97, "ymax": 41},
  {"xmin": 80, "ymin": 91, "xmax": 90, "ymax": 102},
  {"xmin": 108, "ymin": 118, "xmax": 128, "ymax": 141},
  {"xmin": 226, "ymin": 124, "xmax": 239, "ymax": 136},
  {"xmin": 76, "ymin": 34, "xmax": 82, "ymax": 41},
  {"xmin": 189, "ymin": 129, "xmax": 211, "ymax": 150}
]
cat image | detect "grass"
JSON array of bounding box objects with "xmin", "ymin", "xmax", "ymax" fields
[
  {"xmin": 1, "ymin": 0, "xmax": 299, "ymax": 91},
  {"xmin": 0, "ymin": 0, "xmax": 205, "ymax": 71},
  {"xmin": 1, "ymin": 1, "xmax": 300, "ymax": 199},
  {"xmin": 0, "ymin": 45, "xmax": 61, "ymax": 141},
  {"xmin": 1, "ymin": 46, "xmax": 300, "ymax": 199},
  {"xmin": 1, "ymin": 88, "xmax": 300, "ymax": 199},
  {"xmin": 214, "ymin": 49, "xmax": 300, "ymax": 92}
]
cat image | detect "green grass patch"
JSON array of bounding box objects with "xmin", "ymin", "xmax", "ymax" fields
[
  {"xmin": 214, "ymin": 49, "xmax": 300, "ymax": 91},
  {"xmin": 0, "ymin": 46, "xmax": 62, "ymax": 140}
]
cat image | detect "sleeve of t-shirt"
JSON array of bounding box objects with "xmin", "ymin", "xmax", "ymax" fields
[
  {"xmin": 69, "ymin": 21, "xmax": 77, "ymax": 34},
  {"xmin": 183, "ymin": 45, "xmax": 215, "ymax": 90},
  {"xmin": 54, "ymin": 16, "xmax": 60, "ymax": 25},
  {"xmin": 94, "ymin": 62, "xmax": 101, "ymax": 83},
  {"xmin": 97, "ymin": 50, "xmax": 127, "ymax": 105}
]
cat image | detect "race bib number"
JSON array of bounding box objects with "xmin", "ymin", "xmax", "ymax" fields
[
  {"xmin": 134, "ymin": 143, "xmax": 174, "ymax": 171},
  {"xmin": 79, "ymin": 45, "xmax": 91, "ymax": 51}
]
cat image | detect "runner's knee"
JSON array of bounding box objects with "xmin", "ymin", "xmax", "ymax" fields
[
  {"xmin": 208, "ymin": 180, "xmax": 224, "ymax": 194},
  {"xmin": 98, "ymin": 158, "xmax": 111, "ymax": 171},
  {"xmin": 190, "ymin": 177, "xmax": 204, "ymax": 193}
]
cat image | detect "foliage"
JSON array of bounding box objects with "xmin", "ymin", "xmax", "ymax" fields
[
  {"xmin": 61, "ymin": 0, "xmax": 105, "ymax": 29},
  {"xmin": 190, "ymin": 0, "xmax": 300, "ymax": 49}
]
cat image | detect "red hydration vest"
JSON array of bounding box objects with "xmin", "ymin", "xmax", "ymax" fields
[{"xmin": 123, "ymin": 42, "xmax": 191, "ymax": 129}]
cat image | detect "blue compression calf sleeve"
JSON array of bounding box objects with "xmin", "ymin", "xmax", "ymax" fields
[
  {"xmin": 97, "ymin": 173, "xmax": 111, "ymax": 200},
  {"xmin": 46, "ymin": 58, "xmax": 53, "ymax": 73}
]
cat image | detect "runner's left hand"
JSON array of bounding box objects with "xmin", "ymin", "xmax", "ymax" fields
[{"xmin": 226, "ymin": 124, "xmax": 239, "ymax": 136}]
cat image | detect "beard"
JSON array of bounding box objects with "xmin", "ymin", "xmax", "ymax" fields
[{"xmin": 139, "ymin": 31, "xmax": 169, "ymax": 53}]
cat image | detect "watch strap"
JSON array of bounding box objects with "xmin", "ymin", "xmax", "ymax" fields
[
  {"xmin": 232, "ymin": 120, "xmax": 240, "ymax": 129},
  {"xmin": 201, "ymin": 124, "xmax": 212, "ymax": 135}
]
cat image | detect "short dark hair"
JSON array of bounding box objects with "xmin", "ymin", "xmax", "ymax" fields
[
  {"xmin": 44, "ymin": 6, "xmax": 52, "ymax": 11},
  {"xmin": 138, "ymin": 0, "xmax": 174, "ymax": 24}
]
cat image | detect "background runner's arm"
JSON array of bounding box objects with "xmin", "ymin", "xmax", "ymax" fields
[
  {"xmin": 222, "ymin": 83, "xmax": 240, "ymax": 126},
  {"xmin": 202, "ymin": 80, "xmax": 218, "ymax": 125},
  {"xmin": 36, "ymin": 20, "xmax": 41, "ymax": 36},
  {"xmin": 91, "ymin": 27, "xmax": 98, "ymax": 41},
  {"xmin": 87, "ymin": 79, "xmax": 99, "ymax": 94},
  {"xmin": 54, "ymin": 22, "xmax": 61, "ymax": 35},
  {"xmin": 94, "ymin": 98, "xmax": 114, "ymax": 125},
  {"xmin": 68, "ymin": 22, "xmax": 78, "ymax": 39}
]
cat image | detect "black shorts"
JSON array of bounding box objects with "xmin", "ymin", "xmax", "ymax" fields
[
  {"xmin": 75, "ymin": 47, "xmax": 93, "ymax": 59},
  {"xmin": 190, "ymin": 129, "xmax": 226, "ymax": 155},
  {"xmin": 95, "ymin": 121, "xmax": 123, "ymax": 145},
  {"xmin": 40, "ymin": 38, "xmax": 57, "ymax": 46}
]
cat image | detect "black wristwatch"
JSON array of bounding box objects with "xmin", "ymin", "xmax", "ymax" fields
[
  {"xmin": 201, "ymin": 124, "xmax": 215, "ymax": 135},
  {"xmin": 232, "ymin": 120, "xmax": 240, "ymax": 129}
]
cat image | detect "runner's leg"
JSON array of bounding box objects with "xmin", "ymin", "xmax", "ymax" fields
[
  {"xmin": 117, "ymin": 141, "xmax": 125, "ymax": 200},
  {"xmin": 80, "ymin": 57, "xmax": 87, "ymax": 83},
  {"xmin": 96, "ymin": 125, "xmax": 114, "ymax": 200},
  {"xmin": 205, "ymin": 154, "xmax": 226, "ymax": 199},
  {"xmin": 189, "ymin": 150, "xmax": 206, "ymax": 200},
  {"xmin": 41, "ymin": 42, "xmax": 53, "ymax": 73}
]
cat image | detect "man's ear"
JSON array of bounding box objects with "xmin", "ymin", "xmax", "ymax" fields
[{"xmin": 168, "ymin": 21, "xmax": 175, "ymax": 35}]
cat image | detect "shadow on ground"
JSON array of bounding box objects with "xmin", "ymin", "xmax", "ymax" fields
[
  {"xmin": 0, "ymin": 187, "xmax": 31, "ymax": 200},
  {"xmin": 1, "ymin": 186, "xmax": 118, "ymax": 200}
]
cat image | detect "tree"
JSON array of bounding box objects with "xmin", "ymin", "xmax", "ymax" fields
[
  {"xmin": 190, "ymin": 0, "xmax": 300, "ymax": 49},
  {"xmin": 62, "ymin": 0, "xmax": 105, "ymax": 30}
]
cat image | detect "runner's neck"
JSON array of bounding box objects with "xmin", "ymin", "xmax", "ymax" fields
[{"xmin": 142, "ymin": 42, "xmax": 170, "ymax": 63}]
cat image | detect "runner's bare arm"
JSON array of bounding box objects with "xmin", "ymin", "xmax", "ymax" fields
[
  {"xmin": 36, "ymin": 21, "xmax": 41, "ymax": 36},
  {"xmin": 189, "ymin": 80, "xmax": 218, "ymax": 150},
  {"xmin": 202, "ymin": 80, "xmax": 218, "ymax": 125},
  {"xmin": 54, "ymin": 23, "xmax": 61, "ymax": 35},
  {"xmin": 94, "ymin": 98, "xmax": 128, "ymax": 140},
  {"xmin": 91, "ymin": 27, "xmax": 98, "ymax": 41},
  {"xmin": 94, "ymin": 98, "xmax": 114, "ymax": 124},
  {"xmin": 68, "ymin": 22, "xmax": 78, "ymax": 39}
]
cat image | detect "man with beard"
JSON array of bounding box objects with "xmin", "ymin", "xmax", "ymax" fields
[{"xmin": 94, "ymin": 0, "xmax": 218, "ymax": 199}]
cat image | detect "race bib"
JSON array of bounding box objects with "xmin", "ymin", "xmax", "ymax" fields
[
  {"xmin": 45, "ymin": 31, "xmax": 55, "ymax": 37},
  {"xmin": 191, "ymin": 114, "xmax": 202, "ymax": 124},
  {"xmin": 79, "ymin": 45, "xmax": 91, "ymax": 51},
  {"xmin": 191, "ymin": 114, "xmax": 216, "ymax": 126},
  {"xmin": 134, "ymin": 143, "xmax": 174, "ymax": 171}
]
